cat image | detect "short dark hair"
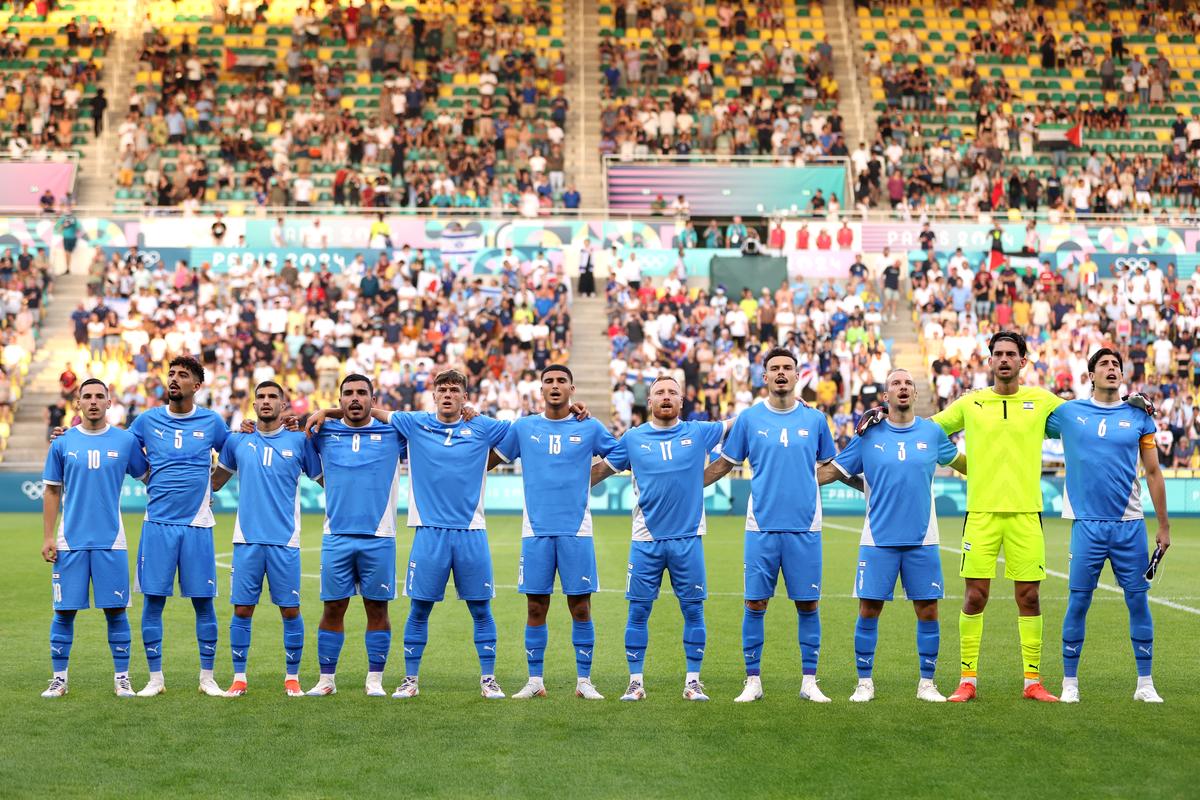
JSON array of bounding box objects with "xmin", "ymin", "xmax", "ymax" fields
[
  {"xmin": 339, "ymin": 373, "xmax": 374, "ymax": 394},
  {"xmin": 168, "ymin": 355, "xmax": 205, "ymax": 383},
  {"xmin": 762, "ymin": 347, "xmax": 798, "ymax": 368},
  {"xmin": 254, "ymin": 380, "xmax": 287, "ymax": 398},
  {"xmin": 541, "ymin": 364, "xmax": 573, "ymax": 382},
  {"xmin": 433, "ymin": 369, "xmax": 467, "ymax": 389},
  {"xmin": 78, "ymin": 378, "xmax": 108, "ymax": 396},
  {"xmin": 1087, "ymin": 347, "xmax": 1124, "ymax": 374},
  {"xmin": 988, "ymin": 330, "xmax": 1027, "ymax": 358}
]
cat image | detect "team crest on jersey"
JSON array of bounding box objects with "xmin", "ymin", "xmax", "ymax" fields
[
  {"xmin": 460, "ymin": 428, "xmax": 473, "ymax": 437},
  {"xmin": 858, "ymin": 561, "xmax": 867, "ymax": 567},
  {"xmin": 799, "ymin": 429, "xmax": 810, "ymax": 437},
  {"xmin": 1023, "ymin": 401, "xmax": 1034, "ymax": 410},
  {"xmin": 569, "ymin": 435, "xmax": 582, "ymax": 443},
  {"xmin": 281, "ymin": 450, "xmax": 294, "ymax": 457},
  {"xmin": 680, "ymin": 438, "xmax": 693, "ymax": 446},
  {"xmin": 193, "ymin": 430, "xmax": 205, "ymax": 438},
  {"xmin": 1119, "ymin": 420, "xmax": 1131, "ymax": 428},
  {"xmin": 916, "ymin": 442, "xmax": 927, "ymax": 450},
  {"xmin": 370, "ymin": 434, "xmax": 382, "ymax": 441},
  {"xmin": 107, "ymin": 450, "xmax": 119, "ymax": 458}
]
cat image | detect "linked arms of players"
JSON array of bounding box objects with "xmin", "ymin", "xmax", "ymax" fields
[
  {"xmin": 813, "ymin": 462, "xmax": 867, "ymax": 492},
  {"xmin": 1139, "ymin": 441, "xmax": 1170, "ymax": 553}
]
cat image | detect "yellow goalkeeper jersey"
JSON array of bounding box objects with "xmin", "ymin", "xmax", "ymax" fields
[{"xmin": 932, "ymin": 386, "xmax": 1064, "ymax": 513}]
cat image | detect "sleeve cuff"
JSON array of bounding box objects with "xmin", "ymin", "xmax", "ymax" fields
[
  {"xmin": 41, "ymin": 479, "xmax": 62, "ymax": 486},
  {"xmin": 831, "ymin": 460, "xmax": 853, "ymax": 479},
  {"xmin": 720, "ymin": 452, "xmax": 742, "ymax": 465},
  {"xmin": 492, "ymin": 447, "xmax": 512, "ymax": 464},
  {"xmin": 216, "ymin": 461, "xmax": 236, "ymax": 474},
  {"xmin": 603, "ymin": 458, "xmax": 623, "ymax": 473}
]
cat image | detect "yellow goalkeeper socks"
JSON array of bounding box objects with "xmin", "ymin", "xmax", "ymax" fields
[
  {"xmin": 1018, "ymin": 614, "xmax": 1043, "ymax": 680},
  {"xmin": 959, "ymin": 611, "xmax": 983, "ymax": 681}
]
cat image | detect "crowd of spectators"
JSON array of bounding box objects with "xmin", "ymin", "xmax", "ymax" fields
[
  {"xmin": 601, "ymin": 229, "xmax": 893, "ymax": 445},
  {"xmin": 59, "ymin": 244, "xmax": 574, "ymax": 431},
  {"xmin": 0, "ymin": 245, "xmax": 54, "ymax": 458},
  {"xmin": 118, "ymin": 0, "xmax": 575, "ymax": 212},
  {"xmin": 857, "ymin": 0, "xmax": 1200, "ymax": 217},
  {"xmin": 598, "ymin": 1, "xmax": 842, "ymax": 159},
  {"xmin": 0, "ymin": 32, "xmax": 103, "ymax": 161},
  {"xmin": 905, "ymin": 247, "xmax": 1200, "ymax": 467}
]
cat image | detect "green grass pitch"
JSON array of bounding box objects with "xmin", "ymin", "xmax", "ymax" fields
[{"xmin": 1, "ymin": 512, "xmax": 1197, "ymax": 799}]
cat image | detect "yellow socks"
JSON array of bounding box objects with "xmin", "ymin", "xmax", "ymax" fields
[
  {"xmin": 959, "ymin": 611, "xmax": 983, "ymax": 681},
  {"xmin": 1018, "ymin": 614, "xmax": 1043, "ymax": 680}
]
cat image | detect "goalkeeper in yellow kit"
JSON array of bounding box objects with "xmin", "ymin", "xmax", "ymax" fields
[{"xmin": 929, "ymin": 332, "xmax": 1063, "ymax": 702}]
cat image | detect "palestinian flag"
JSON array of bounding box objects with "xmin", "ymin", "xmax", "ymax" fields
[{"xmin": 1036, "ymin": 123, "xmax": 1084, "ymax": 150}]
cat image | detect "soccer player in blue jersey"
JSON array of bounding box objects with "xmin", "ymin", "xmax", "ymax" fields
[
  {"xmin": 303, "ymin": 374, "xmax": 405, "ymax": 697},
  {"xmin": 492, "ymin": 365, "xmax": 617, "ymax": 700},
  {"xmin": 307, "ymin": 369, "xmax": 512, "ymax": 699},
  {"xmin": 40, "ymin": 379, "xmax": 148, "ymax": 697},
  {"xmin": 1046, "ymin": 348, "xmax": 1169, "ymax": 704},
  {"xmin": 817, "ymin": 369, "xmax": 967, "ymax": 703},
  {"xmin": 704, "ymin": 347, "xmax": 858, "ymax": 703},
  {"xmin": 591, "ymin": 376, "xmax": 728, "ymax": 702},
  {"xmin": 127, "ymin": 356, "xmax": 230, "ymax": 697},
  {"xmin": 211, "ymin": 381, "xmax": 323, "ymax": 697},
  {"xmin": 389, "ymin": 369, "xmax": 512, "ymax": 700}
]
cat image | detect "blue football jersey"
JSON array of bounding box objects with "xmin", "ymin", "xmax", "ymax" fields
[
  {"xmin": 129, "ymin": 406, "xmax": 229, "ymax": 527},
  {"xmin": 605, "ymin": 419, "xmax": 726, "ymax": 540},
  {"xmin": 312, "ymin": 419, "xmax": 406, "ymax": 537},
  {"xmin": 833, "ymin": 419, "xmax": 959, "ymax": 546},
  {"xmin": 1047, "ymin": 399, "xmax": 1157, "ymax": 521},
  {"xmin": 218, "ymin": 428, "xmax": 323, "ymax": 547},
  {"xmin": 42, "ymin": 426, "xmax": 148, "ymax": 550},
  {"xmin": 494, "ymin": 415, "xmax": 618, "ymax": 537},
  {"xmin": 721, "ymin": 401, "xmax": 836, "ymax": 532},
  {"xmin": 389, "ymin": 411, "xmax": 511, "ymax": 530}
]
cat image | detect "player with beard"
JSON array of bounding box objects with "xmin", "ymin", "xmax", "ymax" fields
[
  {"xmin": 591, "ymin": 377, "xmax": 729, "ymax": 702},
  {"xmin": 705, "ymin": 348, "xmax": 858, "ymax": 703},
  {"xmin": 491, "ymin": 365, "xmax": 617, "ymax": 700},
  {"xmin": 211, "ymin": 382, "xmax": 323, "ymax": 697},
  {"xmin": 818, "ymin": 369, "xmax": 966, "ymax": 703}
]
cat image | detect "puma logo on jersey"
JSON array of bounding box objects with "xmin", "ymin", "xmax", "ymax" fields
[
  {"xmin": 154, "ymin": 429, "xmax": 165, "ymax": 438},
  {"xmin": 530, "ymin": 434, "xmax": 542, "ymax": 444},
  {"xmin": 247, "ymin": 441, "xmax": 257, "ymax": 450},
  {"xmin": 1076, "ymin": 416, "xmax": 1088, "ymax": 424},
  {"xmin": 973, "ymin": 401, "xmax": 983, "ymax": 408},
  {"xmin": 756, "ymin": 430, "xmax": 769, "ymax": 437},
  {"xmin": 640, "ymin": 443, "xmax": 652, "ymax": 451},
  {"xmin": 330, "ymin": 434, "xmax": 341, "ymax": 442},
  {"xmin": 873, "ymin": 444, "xmax": 885, "ymax": 451},
  {"xmin": 67, "ymin": 450, "xmax": 78, "ymax": 459}
]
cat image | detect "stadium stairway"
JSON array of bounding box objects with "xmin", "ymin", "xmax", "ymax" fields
[
  {"xmin": 832, "ymin": 0, "xmax": 879, "ymax": 149},
  {"xmin": 566, "ymin": 294, "xmax": 613, "ymax": 422},
  {"xmin": 2, "ymin": 273, "xmax": 89, "ymax": 471},
  {"xmin": 574, "ymin": 0, "xmax": 604, "ymax": 208},
  {"xmin": 883, "ymin": 312, "xmax": 935, "ymax": 417},
  {"xmin": 826, "ymin": 0, "xmax": 870, "ymax": 150},
  {"xmin": 74, "ymin": 0, "xmax": 142, "ymax": 207}
]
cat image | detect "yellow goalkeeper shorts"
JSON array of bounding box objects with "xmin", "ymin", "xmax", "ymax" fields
[{"xmin": 959, "ymin": 512, "xmax": 1046, "ymax": 582}]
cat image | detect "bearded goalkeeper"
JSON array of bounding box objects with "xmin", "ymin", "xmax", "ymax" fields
[{"xmin": 860, "ymin": 331, "xmax": 1063, "ymax": 701}]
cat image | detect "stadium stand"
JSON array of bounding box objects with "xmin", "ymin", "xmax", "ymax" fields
[
  {"xmin": 114, "ymin": 0, "xmax": 570, "ymax": 210},
  {"xmin": 855, "ymin": 0, "xmax": 1200, "ymax": 216},
  {"xmin": 54, "ymin": 245, "xmax": 573, "ymax": 429},
  {"xmin": 604, "ymin": 233, "xmax": 891, "ymax": 446},
  {"xmin": 597, "ymin": 0, "xmax": 845, "ymax": 159},
  {"xmin": 0, "ymin": 245, "xmax": 54, "ymax": 462},
  {"xmin": 0, "ymin": 0, "xmax": 110, "ymax": 160}
]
